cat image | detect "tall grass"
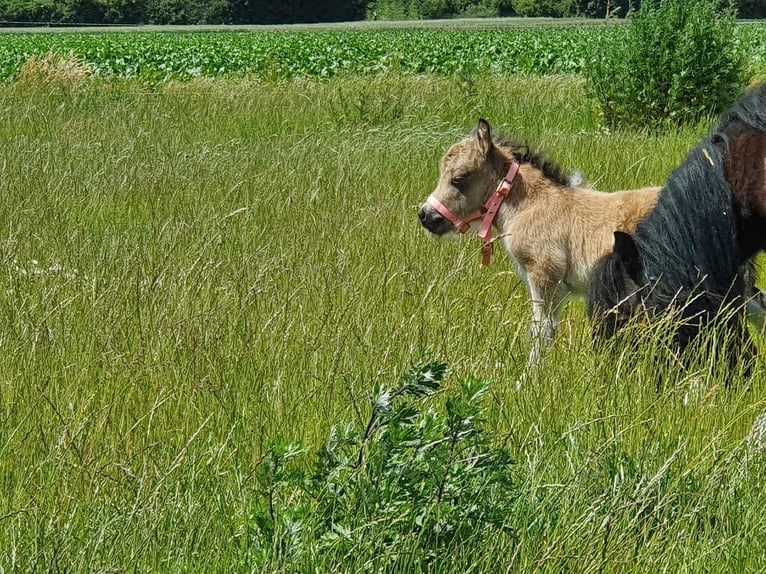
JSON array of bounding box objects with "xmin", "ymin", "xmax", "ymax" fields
[{"xmin": 0, "ymin": 74, "xmax": 764, "ymax": 572}]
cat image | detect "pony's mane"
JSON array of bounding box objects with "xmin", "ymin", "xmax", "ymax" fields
[
  {"xmin": 588, "ymin": 137, "xmax": 745, "ymax": 350},
  {"xmin": 493, "ymin": 136, "xmax": 570, "ymax": 187},
  {"xmin": 587, "ymin": 84, "xmax": 766, "ymax": 361},
  {"xmin": 630, "ymin": 138, "xmax": 741, "ymax": 306},
  {"xmin": 711, "ymin": 84, "xmax": 766, "ymax": 261},
  {"xmin": 713, "ymin": 82, "xmax": 766, "ymax": 138},
  {"xmin": 630, "ymin": 84, "xmax": 766, "ymax": 301}
]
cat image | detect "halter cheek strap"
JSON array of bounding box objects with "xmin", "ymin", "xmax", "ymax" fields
[
  {"xmin": 477, "ymin": 161, "xmax": 519, "ymax": 265},
  {"xmin": 425, "ymin": 161, "xmax": 520, "ymax": 266}
]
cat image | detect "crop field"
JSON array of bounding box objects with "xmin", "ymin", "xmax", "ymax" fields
[
  {"xmin": 1, "ymin": 21, "xmax": 766, "ymax": 574},
  {"xmin": 1, "ymin": 21, "xmax": 766, "ymax": 81}
]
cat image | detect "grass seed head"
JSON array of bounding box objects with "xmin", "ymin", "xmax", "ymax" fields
[{"xmin": 17, "ymin": 51, "xmax": 93, "ymax": 90}]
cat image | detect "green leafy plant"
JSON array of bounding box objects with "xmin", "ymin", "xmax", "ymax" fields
[
  {"xmin": 586, "ymin": 0, "xmax": 747, "ymax": 129},
  {"xmin": 0, "ymin": 26, "xmax": 719, "ymax": 82},
  {"xmin": 252, "ymin": 356, "xmax": 517, "ymax": 569}
]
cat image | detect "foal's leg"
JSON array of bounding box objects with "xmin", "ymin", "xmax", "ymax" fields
[{"xmin": 525, "ymin": 276, "xmax": 569, "ymax": 370}]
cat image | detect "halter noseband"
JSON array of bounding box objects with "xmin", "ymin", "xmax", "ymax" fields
[{"xmin": 426, "ymin": 161, "xmax": 520, "ymax": 266}]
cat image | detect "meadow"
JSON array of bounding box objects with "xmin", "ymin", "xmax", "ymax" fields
[{"xmin": 1, "ymin": 23, "xmax": 766, "ymax": 573}]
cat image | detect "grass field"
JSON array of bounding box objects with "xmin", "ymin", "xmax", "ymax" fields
[{"xmin": 1, "ymin": 53, "xmax": 766, "ymax": 571}]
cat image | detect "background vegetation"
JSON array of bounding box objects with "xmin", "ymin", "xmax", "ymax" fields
[
  {"xmin": 0, "ymin": 0, "xmax": 764, "ymax": 25},
  {"xmin": 1, "ymin": 22, "xmax": 765, "ymax": 83},
  {"xmin": 1, "ymin": 9, "xmax": 766, "ymax": 573},
  {"xmin": 587, "ymin": 0, "xmax": 747, "ymax": 127},
  {"xmin": 0, "ymin": 57, "xmax": 765, "ymax": 573},
  {"xmin": 0, "ymin": 26, "xmax": 623, "ymax": 81}
]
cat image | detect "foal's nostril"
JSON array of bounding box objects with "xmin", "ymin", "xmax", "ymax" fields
[
  {"xmin": 418, "ymin": 205, "xmax": 437, "ymax": 226},
  {"xmin": 418, "ymin": 204, "xmax": 450, "ymax": 234}
]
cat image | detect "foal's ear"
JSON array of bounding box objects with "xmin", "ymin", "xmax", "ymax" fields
[
  {"xmin": 612, "ymin": 231, "xmax": 643, "ymax": 282},
  {"xmin": 474, "ymin": 119, "xmax": 492, "ymax": 155}
]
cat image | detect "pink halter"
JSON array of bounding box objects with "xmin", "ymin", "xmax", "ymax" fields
[{"xmin": 426, "ymin": 161, "xmax": 520, "ymax": 266}]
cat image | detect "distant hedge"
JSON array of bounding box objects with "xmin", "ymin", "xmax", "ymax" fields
[{"xmin": 0, "ymin": 0, "xmax": 762, "ymax": 26}]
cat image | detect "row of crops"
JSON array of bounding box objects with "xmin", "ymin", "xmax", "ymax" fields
[{"xmin": 1, "ymin": 23, "xmax": 766, "ymax": 82}]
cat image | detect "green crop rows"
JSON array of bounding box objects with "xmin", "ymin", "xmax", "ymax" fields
[
  {"xmin": 0, "ymin": 28, "xmax": 606, "ymax": 81},
  {"xmin": 0, "ymin": 23, "xmax": 764, "ymax": 82}
]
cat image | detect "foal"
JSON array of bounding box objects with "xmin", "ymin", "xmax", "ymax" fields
[
  {"xmin": 418, "ymin": 120, "xmax": 766, "ymax": 370},
  {"xmin": 419, "ymin": 120, "xmax": 660, "ymax": 368}
]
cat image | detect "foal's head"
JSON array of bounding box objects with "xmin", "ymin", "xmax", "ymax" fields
[
  {"xmin": 418, "ymin": 119, "xmax": 506, "ymax": 236},
  {"xmin": 418, "ymin": 119, "xmax": 570, "ymax": 236}
]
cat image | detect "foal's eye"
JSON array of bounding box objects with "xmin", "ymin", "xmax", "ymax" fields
[{"xmin": 451, "ymin": 175, "xmax": 468, "ymax": 189}]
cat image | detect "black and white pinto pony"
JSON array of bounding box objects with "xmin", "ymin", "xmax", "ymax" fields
[{"xmin": 587, "ymin": 82, "xmax": 766, "ymax": 370}]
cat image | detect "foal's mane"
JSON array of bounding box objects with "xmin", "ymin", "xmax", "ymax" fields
[{"xmin": 493, "ymin": 136, "xmax": 570, "ymax": 187}]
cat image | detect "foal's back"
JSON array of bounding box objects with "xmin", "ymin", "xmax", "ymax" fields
[{"xmin": 506, "ymin": 183, "xmax": 661, "ymax": 294}]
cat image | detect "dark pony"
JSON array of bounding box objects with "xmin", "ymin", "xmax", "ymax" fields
[{"xmin": 587, "ymin": 82, "xmax": 766, "ymax": 368}]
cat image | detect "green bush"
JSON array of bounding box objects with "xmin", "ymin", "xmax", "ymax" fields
[
  {"xmin": 586, "ymin": 0, "xmax": 747, "ymax": 129},
  {"xmin": 251, "ymin": 357, "xmax": 517, "ymax": 570}
]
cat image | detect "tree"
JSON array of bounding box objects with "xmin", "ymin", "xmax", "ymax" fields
[
  {"xmin": 738, "ymin": 0, "xmax": 766, "ymax": 19},
  {"xmin": 587, "ymin": 0, "xmax": 747, "ymax": 128},
  {"xmin": 574, "ymin": 0, "xmax": 637, "ymax": 18},
  {"xmin": 229, "ymin": 0, "xmax": 364, "ymax": 24},
  {"xmin": 102, "ymin": 0, "xmax": 149, "ymax": 23},
  {"xmin": 512, "ymin": 0, "xmax": 573, "ymax": 17}
]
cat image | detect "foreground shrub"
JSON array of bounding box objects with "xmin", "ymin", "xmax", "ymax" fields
[
  {"xmin": 587, "ymin": 0, "xmax": 747, "ymax": 128},
  {"xmin": 252, "ymin": 357, "xmax": 516, "ymax": 570}
]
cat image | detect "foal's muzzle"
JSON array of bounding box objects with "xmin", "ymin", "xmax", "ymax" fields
[{"xmin": 418, "ymin": 204, "xmax": 453, "ymax": 236}]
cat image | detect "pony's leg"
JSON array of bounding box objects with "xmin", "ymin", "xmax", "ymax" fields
[
  {"xmin": 746, "ymin": 290, "xmax": 766, "ymax": 332},
  {"xmin": 724, "ymin": 314, "xmax": 758, "ymax": 383}
]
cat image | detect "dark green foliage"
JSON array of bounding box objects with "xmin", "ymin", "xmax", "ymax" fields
[
  {"xmin": 586, "ymin": 0, "xmax": 747, "ymax": 129},
  {"xmin": 0, "ymin": 0, "xmax": 367, "ymax": 24},
  {"xmin": 0, "ymin": 0, "xmax": 763, "ymax": 24},
  {"xmin": 231, "ymin": 0, "xmax": 367, "ymax": 24},
  {"xmin": 739, "ymin": 0, "xmax": 766, "ymax": 18},
  {"xmin": 370, "ymin": 0, "xmax": 505, "ymax": 19},
  {"xmin": 251, "ymin": 356, "xmax": 517, "ymax": 568},
  {"xmin": 511, "ymin": 0, "xmax": 640, "ymax": 17},
  {"xmin": 512, "ymin": 0, "xmax": 573, "ymax": 17},
  {"xmin": 0, "ymin": 0, "xmax": 225, "ymax": 24},
  {"xmin": 0, "ymin": 0, "xmax": 65, "ymax": 22},
  {"xmin": 102, "ymin": 0, "xmax": 148, "ymax": 24},
  {"xmin": 579, "ymin": 0, "xmax": 639, "ymax": 18},
  {"xmin": 145, "ymin": 0, "xmax": 230, "ymax": 24}
]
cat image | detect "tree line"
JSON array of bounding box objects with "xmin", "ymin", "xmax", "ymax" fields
[{"xmin": 0, "ymin": 0, "xmax": 763, "ymax": 26}]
